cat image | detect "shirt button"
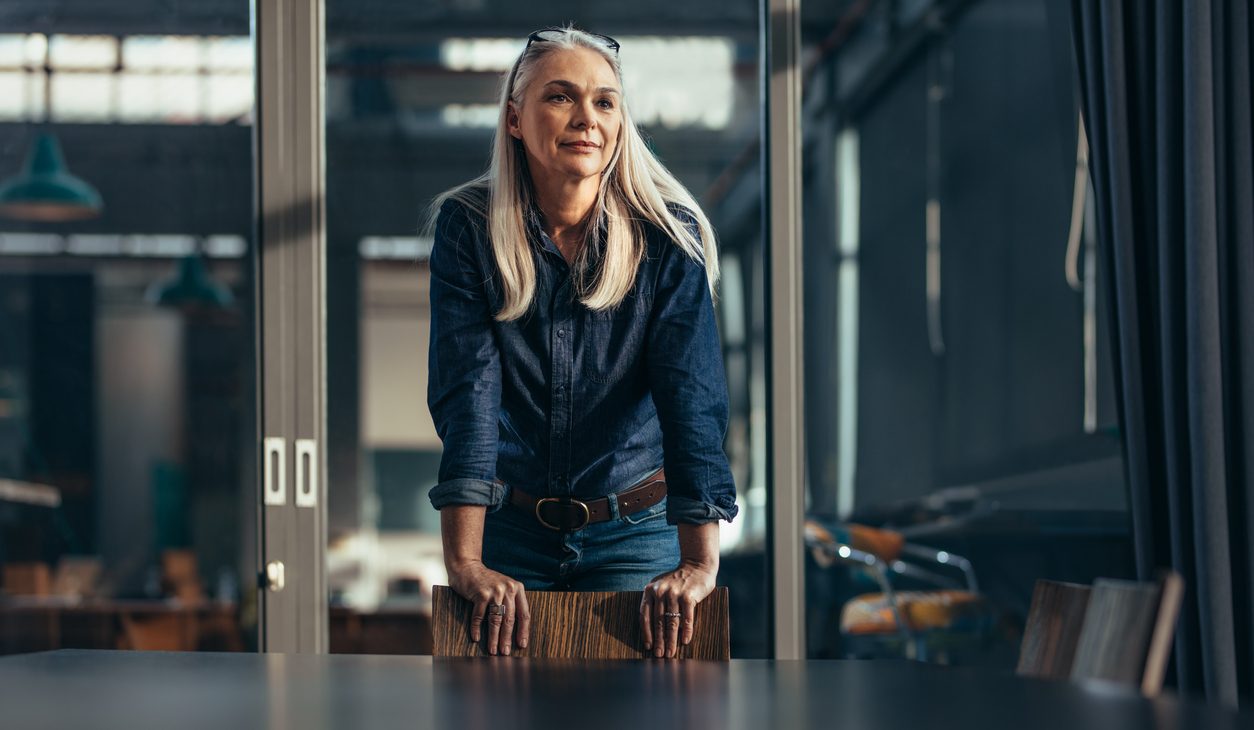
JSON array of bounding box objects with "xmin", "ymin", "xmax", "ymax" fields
[
  {"xmin": 557, "ymin": 329, "xmax": 567, "ymax": 338},
  {"xmin": 556, "ymin": 385, "xmax": 565, "ymax": 393}
]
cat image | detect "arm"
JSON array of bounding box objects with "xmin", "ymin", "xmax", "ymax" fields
[
  {"xmin": 427, "ymin": 201, "xmax": 528, "ymax": 655},
  {"xmin": 641, "ymin": 522, "xmax": 720, "ymax": 659},
  {"xmin": 639, "ymin": 217, "xmax": 738, "ymax": 658},
  {"xmin": 441, "ymin": 505, "xmax": 530, "ymax": 655}
]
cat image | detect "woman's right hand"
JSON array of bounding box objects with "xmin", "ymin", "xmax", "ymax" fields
[{"xmin": 447, "ymin": 559, "xmax": 530, "ymax": 656}]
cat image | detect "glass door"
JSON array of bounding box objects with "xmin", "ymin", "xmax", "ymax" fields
[
  {"xmin": 0, "ymin": 7, "xmax": 259, "ymax": 653},
  {"xmin": 320, "ymin": 6, "xmax": 771, "ymax": 657}
]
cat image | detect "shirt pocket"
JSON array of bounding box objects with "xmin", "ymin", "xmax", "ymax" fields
[{"xmin": 581, "ymin": 299, "xmax": 648, "ymax": 384}]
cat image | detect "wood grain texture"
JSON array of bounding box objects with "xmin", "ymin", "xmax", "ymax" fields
[
  {"xmin": 1016, "ymin": 580, "xmax": 1092, "ymax": 680},
  {"xmin": 432, "ymin": 586, "xmax": 730, "ymax": 660}
]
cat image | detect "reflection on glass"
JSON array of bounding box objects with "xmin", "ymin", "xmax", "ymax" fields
[{"xmin": 0, "ymin": 9, "xmax": 256, "ymax": 655}]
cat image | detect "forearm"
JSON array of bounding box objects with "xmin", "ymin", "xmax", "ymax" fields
[
  {"xmin": 677, "ymin": 522, "xmax": 719, "ymax": 571},
  {"xmin": 441, "ymin": 504, "xmax": 488, "ymax": 572}
]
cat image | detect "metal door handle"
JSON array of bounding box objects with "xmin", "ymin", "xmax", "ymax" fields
[
  {"xmin": 263, "ymin": 437, "xmax": 286, "ymax": 506},
  {"xmin": 295, "ymin": 439, "xmax": 317, "ymax": 508},
  {"xmin": 264, "ymin": 560, "xmax": 285, "ymax": 592}
]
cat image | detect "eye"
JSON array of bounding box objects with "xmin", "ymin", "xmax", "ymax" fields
[
  {"xmin": 597, "ymin": 98, "xmax": 615, "ymax": 109},
  {"xmin": 549, "ymin": 93, "xmax": 568, "ymax": 103}
]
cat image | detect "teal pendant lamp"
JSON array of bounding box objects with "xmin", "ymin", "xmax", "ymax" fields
[
  {"xmin": 0, "ymin": 133, "xmax": 103, "ymax": 222},
  {"xmin": 146, "ymin": 252, "xmax": 234, "ymax": 309}
]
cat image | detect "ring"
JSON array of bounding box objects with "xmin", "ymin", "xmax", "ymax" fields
[
  {"xmin": 487, "ymin": 603, "xmax": 506, "ymax": 615},
  {"xmin": 662, "ymin": 612, "xmax": 682, "ymax": 618}
]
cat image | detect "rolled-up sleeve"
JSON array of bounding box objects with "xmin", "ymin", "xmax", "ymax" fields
[
  {"xmin": 646, "ymin": 213, "xmax": 739, "ymax": 525},
  {"xmin": 426, "ymin": 200, "xmax": 506, "ymax": 511}
]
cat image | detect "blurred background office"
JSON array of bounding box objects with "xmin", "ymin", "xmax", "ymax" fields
[{"xmin": 0, "ymin": 0, "xmax": 1140, "ymax": 677}]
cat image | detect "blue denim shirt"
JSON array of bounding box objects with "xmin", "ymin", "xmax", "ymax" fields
[{"xmin": 426, "ymin": 196, "xmax": 738, "ymax": 525}]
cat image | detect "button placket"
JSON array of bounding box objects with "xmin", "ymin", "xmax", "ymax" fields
[{"xmin": 547, "ymin": 277, "xmax": 574, "ymax": 497}]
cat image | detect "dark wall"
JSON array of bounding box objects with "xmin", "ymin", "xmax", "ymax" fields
[{"xmin": 843, "ymin": 0, "xmax": 1120, "ymax": 510}]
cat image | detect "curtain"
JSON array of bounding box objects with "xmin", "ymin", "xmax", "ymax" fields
[{"xmin": 1070, "ymin": 0, "xmax": 1253, "ymax": 708}]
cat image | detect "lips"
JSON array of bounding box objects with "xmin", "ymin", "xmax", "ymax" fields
[{"xmin": 563, "ymin": 142, "xmax": 599, "ymax": 148}]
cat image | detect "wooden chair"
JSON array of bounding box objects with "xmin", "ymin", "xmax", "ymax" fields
[
  {"xmin": 117, "ymin": 611, "xmax": 199, "ymax": 651},
  {"xmin": 1070, "ymin": 573, "xmax": 1183, "ymax": 696},
  {"xmin": 1016, "ymin": 580, "xmax": 1092, "ymax": 681},
  {"xmin": 432, "ymin": 586, "xmax": 730, "ymax": 660},
  {"xmin": 1015, "ymin": 573, "xmax": 1183, "ymax": 697}
]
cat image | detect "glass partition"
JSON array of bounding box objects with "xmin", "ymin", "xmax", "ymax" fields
[
  {"xmin": 0, "ymin": 9, "xmax": 257, "ymax": 655},
  {"xmin": 800, "ymin": 0, "xmax": 1132, "ymax": 662},
  {"xmin": 323, "ymin": 6, "xmax": 770, "ymax": 656}
]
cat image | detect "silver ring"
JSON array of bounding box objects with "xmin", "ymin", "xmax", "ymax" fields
[
  {"xmin": 487, "ymin": 603, "xmax": 506, "ymax": 615},
  {"xmin": 662, "ymin": 612, "xmax": 682, "ymax": 618}
]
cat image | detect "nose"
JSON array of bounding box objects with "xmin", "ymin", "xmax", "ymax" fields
[{"xmin": 570, "ymin": 98, "xmax": 597, "ymax": 130}]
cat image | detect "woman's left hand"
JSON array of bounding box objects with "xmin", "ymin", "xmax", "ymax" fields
[{"xmin": 640, "ymin": 559, "xmax": 718, "ymax": 658}]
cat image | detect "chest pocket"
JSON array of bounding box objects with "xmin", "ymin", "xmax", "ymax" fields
[{"xmin": 581, "ymin": 298, "xmax": 649, "ymax": 384}]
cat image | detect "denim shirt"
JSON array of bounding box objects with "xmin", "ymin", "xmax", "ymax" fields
[{"xmin": 426, "ymin": 196, "xmax": 738, "ymax": 525}]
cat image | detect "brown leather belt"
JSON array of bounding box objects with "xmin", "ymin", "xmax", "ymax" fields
[{"xmin": 506, "ymin": 468, "xmax": 667, "ymax": 532}]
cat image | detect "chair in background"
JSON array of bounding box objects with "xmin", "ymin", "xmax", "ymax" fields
[
  {"xmin": 1015, "ymin": 572, "xmax": 1183, "ymax": 697},
  {"xmin": 1016, "ymin": 579, "xmax": 1092, "ymax": 681},
  {"xmin": 117, "ymin": 610, "xmax": 198, "ymax": 651},
  {"xmin": 805, "ymin": 519, "xmax": 995, "ymax": 662},
  {"xmin": 432, "ymin": 586, "xmax": 730, "ymax": 660}
]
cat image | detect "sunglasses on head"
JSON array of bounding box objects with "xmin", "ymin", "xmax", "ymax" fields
[{"xmin": 526, "ymin": 27, "xmax": 620, "ymax": 54}]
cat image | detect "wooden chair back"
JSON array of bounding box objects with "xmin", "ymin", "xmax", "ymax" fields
[
  {"xmin": 1070, "ymin": 572, "xmax": 1183, "ymax": 696},
  {"xmin": 1016, "ymin": 580, "xmax": 1093, "ymax": 681},
  {"xmin": 432, "ymin": 586, "xmax": 730, "ymax": 660}
]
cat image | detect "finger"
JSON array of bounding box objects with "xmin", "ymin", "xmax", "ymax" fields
[
  {"xmin": 640, "ymin": 586, "xmax": 654, "ymax": 652},
  {"xmin": 665, "ymin": 594, "xmax": 681, "ymax": 658},
  {"xmin": 471, "ymin": 599, "xmax": 487, "ymax": 643},
  {"xmin": 681, "ymin": 594, "xmax": 697, "ymax": 646},
  {"xmin": 501, "ymin": 591, "xmax": 517, "ymax": 656},
  {"xmin": 654, "ymin": 593, "xmax": 666, "ymax": 658},
  {"xmin": 486, "ymin": 593, "xmax": 505, "ymax": 656},
  {"xmin": 516, "ymin": 587, "xmax": 531, "ymax": 651}
]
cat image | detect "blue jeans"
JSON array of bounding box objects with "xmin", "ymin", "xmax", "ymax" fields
[{"xmin": 482, "ymin": 494, "xmax": 681, "ymax": 591}]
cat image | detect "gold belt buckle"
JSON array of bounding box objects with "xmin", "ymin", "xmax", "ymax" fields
[{"xmin": 535, "ymin": 497, "xmax": 590, "ymax": 531}]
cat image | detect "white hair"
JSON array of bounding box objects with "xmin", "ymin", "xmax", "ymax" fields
[{"xmin": 426, "ymin": 24, "xmax": 719, "ymax": 321}]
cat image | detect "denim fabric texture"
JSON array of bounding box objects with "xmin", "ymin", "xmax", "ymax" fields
[
  {"xmin": 482, "ymin": 495, "xmax": 680, "ymax": 590},
  {"xmin": 426, "ymin": 193, "xmax": 739, "ymax": 525}
]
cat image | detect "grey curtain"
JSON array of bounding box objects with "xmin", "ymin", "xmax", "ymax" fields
[{"xmin": 1070, "ymin": 0, "xmax": 1254, "ymax": 707}]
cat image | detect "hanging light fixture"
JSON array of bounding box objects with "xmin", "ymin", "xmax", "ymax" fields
[
  {"xmin": 0, "ymin": 132, "xmax": 103, "ymax": 222},
  {"xmin": 145, "ymin": 246, "xmax": 234, "ymax": 309}
]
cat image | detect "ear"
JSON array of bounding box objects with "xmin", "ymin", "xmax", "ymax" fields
[{"xmin": 506, "ymin": 101, "xmax": 523, "ymax": 140}]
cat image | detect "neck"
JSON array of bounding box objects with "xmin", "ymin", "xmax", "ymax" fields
[{"xmin": 530, "ymin": 168, "xmax": 600, "ymax": 244}]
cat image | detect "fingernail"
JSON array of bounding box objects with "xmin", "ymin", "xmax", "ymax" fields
[{"xmin": 520, "ymin": 639, "xmax": 528, "ymax": 649}]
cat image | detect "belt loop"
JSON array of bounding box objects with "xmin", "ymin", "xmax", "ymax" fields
[{"xmin": 607, "ymin": 491, "xmax": 621, "ymax": 521}]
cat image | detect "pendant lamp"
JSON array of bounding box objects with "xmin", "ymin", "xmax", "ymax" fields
[
  {"xmin": 145, "ymin": 251, "xmax": 234, "ymax": 309},
  {"xmin": 0, "ymin": 133, "xmax": 103, "ymax": 222}
]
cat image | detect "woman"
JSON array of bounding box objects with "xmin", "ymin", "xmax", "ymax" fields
[{"xmin": 426, "ymin": 25, "xmax": 737, "ymax": 659}]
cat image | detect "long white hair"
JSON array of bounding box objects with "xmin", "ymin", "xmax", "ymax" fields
[{"xmin": 426, "ymin": 24, "xmax": 719, "ymax": 321}]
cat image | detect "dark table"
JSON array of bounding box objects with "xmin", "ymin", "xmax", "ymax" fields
[{"xmin": 0, "ymin": 650, "xmax": 1247, "ymax": 729}]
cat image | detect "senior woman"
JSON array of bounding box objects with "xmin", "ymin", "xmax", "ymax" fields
[{"xmin": 426, "ymin": 25, "xmax": 737, "ymax": 660}]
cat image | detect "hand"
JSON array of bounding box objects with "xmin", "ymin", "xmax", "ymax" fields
[
  {"xmin": 640, "ymin": 560, "xmax": 718, "ymax": 658},
  {"xmin": 447, "ymin": 560, "xmax": 530, "ymax": 656}
]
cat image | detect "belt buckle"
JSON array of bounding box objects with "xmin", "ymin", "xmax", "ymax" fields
[{"xmin": 535, "ymin": 497, "xmax": 590, "ymax": 532}]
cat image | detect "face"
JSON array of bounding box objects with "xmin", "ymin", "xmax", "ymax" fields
[{"xmin": 507, "ymin": 46, "xmax": 622, "ymax": 184}]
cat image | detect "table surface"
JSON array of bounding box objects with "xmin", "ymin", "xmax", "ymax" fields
[{"xmin": 0, "ymin": 650, "xmax": 1247, "ymax": 730}]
